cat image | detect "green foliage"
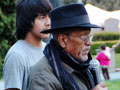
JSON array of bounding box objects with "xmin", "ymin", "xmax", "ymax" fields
[
  {"xmin": 91, "ymin": 31, "xmax": 120, "ymax": 55},
  {"xmin": 0, "ymin": 39, "xmax": 9, "ymax": 79},
  {"xmin": 90, "ymin": 40, "xmax": 120, "ymax": 55},
  {"xmin": 0, "ymin": 0, "xmax": 17, "ymax": 56},
  {"xmin": 0, "ymin": 0, "xmax": 16, "ymax": 14},
  {"xmin": 93, "ymin": 32, "xmax": 120, "ymax": 41},
  {"xmin": 115, "ymin": 53, "xmax": 120, "ymax": 68},
  {"xmin": 82, "ymin": 0, "xmax": 120, "ymax": 11},
  {"xmin": 0, "ymin": 0, "xmax": 17, "ymax": 79}
]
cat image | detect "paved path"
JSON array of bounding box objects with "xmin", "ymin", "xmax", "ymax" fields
[
  {"xmin": 101, "ymin": 71, "xmax": 120, "ymax": 81},
  {"xmin": 0, "ymin": 72, "xmax": 120, "ymax": 90}
]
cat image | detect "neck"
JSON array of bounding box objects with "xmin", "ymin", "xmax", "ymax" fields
[{"xmin": 24, "ymin": 32, "xmax": 42, "ymax": 48}]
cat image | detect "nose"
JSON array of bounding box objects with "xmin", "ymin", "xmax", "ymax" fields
[
  {"xmin": 85, "ymin": 39, "xmax": 92, "ymax": 46},
  {"xmin": 45, "ymin": 15, "xmax": 50, "ymax": 27}
]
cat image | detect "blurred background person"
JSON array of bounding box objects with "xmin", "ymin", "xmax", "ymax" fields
[
  {"xmin": 96, "ymin": 45, "xmax": 110, "ymax": 80},
  {"xmin": 112, "ymin": 41, "xmax": 120, "ymax": 48}
]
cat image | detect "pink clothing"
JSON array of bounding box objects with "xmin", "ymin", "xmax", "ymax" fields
[{"xmin": 96, "ymin": 52, "xmax": 110, "ymax": 66}]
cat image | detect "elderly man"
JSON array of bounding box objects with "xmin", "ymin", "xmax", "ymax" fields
[{"xmin": 27, "ymin": 4, "xmax": 107, "ymax": 90}]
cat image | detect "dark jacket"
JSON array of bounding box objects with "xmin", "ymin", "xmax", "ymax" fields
[{"xmin": 27, "ymin": 56, "xmax": 91, "ymax": 90}]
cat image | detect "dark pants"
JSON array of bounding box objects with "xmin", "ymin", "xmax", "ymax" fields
[{"xmin": 102, "ymin": 67, "xmax": 110, "ymax": 80}]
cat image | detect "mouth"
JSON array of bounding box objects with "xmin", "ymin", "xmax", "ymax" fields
[
  {"xmin": 83, "ymin": 48, "xmax": 90, "ymax": 55},
  {"xmin": 84, "ymin": 51, "xmax": 89, "ymax": 55}
]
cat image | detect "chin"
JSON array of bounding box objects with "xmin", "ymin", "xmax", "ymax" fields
[
  {"xmin": 41, "ymin": 34, "xmax": 50, "ymax": 39},
  {"xmin": 78, "ymin": 55, "xmax": 88, "ymax": 62}
]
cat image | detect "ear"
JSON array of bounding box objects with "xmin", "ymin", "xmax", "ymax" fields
[{"xmin": 58, "ymin": 34, "xmax": 68, "ymax": 48}]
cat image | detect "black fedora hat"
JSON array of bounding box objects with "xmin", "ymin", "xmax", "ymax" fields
[{"xmin": 41, "ymin": 3, "xmax": 100, "ymax": 33}]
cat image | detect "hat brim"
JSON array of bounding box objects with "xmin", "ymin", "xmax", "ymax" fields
[{"xmin": 41, "ymin": 24, "xmax": 101, "ymax": 33}]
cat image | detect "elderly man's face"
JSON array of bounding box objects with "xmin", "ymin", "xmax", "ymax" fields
[{"xmin": 59, "ymin": 28, "xmax": 92, "ymax": 62}]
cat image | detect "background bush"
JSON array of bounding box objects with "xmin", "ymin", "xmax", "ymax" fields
[
  {"xmin": 93, "ymin": 32, "xmax": 120, "ymax": 41},
  {"xmin": 90, "ymin": 40, "xmax": 120, "ymax": 55},
  {"xmin": 0, "ymin": 0, "xmax": 16, "ymax": 79},
  {"xmin": 90, "ymin": 32, "xmax": 120, "ymax": 55}
]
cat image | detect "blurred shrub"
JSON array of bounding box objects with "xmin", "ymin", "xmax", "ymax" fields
[
  {"xmin": 90, "ymin": 40, "xmax": 120, "ymax": 55},
  {"xmin": 93, "ymin": 32, "xmax": 120, "ymax": 41},
  {"xmin": 0, "ymin": 0, "xmax": 17, "ymax": 79}
]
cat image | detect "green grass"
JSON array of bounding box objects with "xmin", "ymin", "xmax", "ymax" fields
[
  {"xmin": 105, "ymin": 79, "xmax": 120, "ymax": 90},
  {"xmin": 115, "ymin": 53, "xmax": 120, "ymax": 68}
]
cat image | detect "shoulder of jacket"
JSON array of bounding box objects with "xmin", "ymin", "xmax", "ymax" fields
[{"xmin": 31, "ymin": 56, "xmax": 53, "ymax": 75}]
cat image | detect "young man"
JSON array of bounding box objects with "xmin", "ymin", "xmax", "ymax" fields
[
  {"xmin": 3, "ymin": 0, "xmax": 52, "ymax": 90},
  {"xmin": 27, "ymin": 4, "xmax": 108, "ymax": 90}
]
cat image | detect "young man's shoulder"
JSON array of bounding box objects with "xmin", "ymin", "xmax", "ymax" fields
[
  {"xmin": 7, "ymin": 40, "xmax": 27, "ymax": 54},
  {"xmin": 4, "ymin": 40, "xmax": 35, "ymax": 64}
]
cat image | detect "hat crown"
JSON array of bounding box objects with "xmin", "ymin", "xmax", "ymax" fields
[{"xmin": 50, "ymin": 4, "xmax": 88, "ymax": 21}]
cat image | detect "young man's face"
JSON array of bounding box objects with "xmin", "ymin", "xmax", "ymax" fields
[
  {"xmin": 31, "ymin": 14, "xmax": 50, "ymax": 40},
  {"xmin": 59, "ymin": 28, "xmax": 92, "ymax": 62}
]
